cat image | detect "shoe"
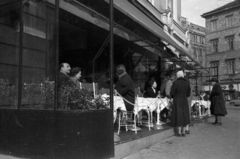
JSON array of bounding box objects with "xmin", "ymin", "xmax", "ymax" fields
[
  {"xmin": 186, "ymin": 130, "xmax": 190, "ymax": 134},
  {"xmin": 212, "ymin": 122, "xmax": 218, "ymax": 125},
  {"xmin": 182, "ymin": 134, "xmax": 186, "ymax": 137},
  {"xmin": 216, "ymin": 122, "xmax": 222, "ymax": 126},
  {"xmin": 175, "ymin": 133, "xmax": 182, "ymax": 137}
]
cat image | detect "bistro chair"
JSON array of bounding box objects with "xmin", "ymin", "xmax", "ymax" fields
[
  {"xmin": 117, "ymin": 109, "xmax": 138, "ymax": 135},
  {"xmin": 117, "ymin": 97, "xmax": 139, "ymax": 135},
  {"xmin": 138, "ymin": 108, "xmax": 152, "ymax": 131},
  {"xmin": 134, "ymin": 87, "xmax": 143, "ymax": 97}
]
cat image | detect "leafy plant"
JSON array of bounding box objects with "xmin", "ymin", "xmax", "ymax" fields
[
  {"xmin": 0, "ymin": 79, "xmax": 17, "ymax": 107},
  {"xmin": 59, "ymin": 80, "xmax": 110, "ymax": 111}
]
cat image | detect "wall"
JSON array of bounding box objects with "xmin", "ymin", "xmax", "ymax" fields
[{"xmin": 205, "ymin": 8, "xmax": 240, "ymax": 80}]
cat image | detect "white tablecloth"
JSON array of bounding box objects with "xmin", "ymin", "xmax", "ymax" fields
[{"xmin": 113, "ymin": 96, "xmax": 168, "ymax": 112}]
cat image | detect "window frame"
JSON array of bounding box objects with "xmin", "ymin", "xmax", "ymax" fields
[
  {"xmin": 210, "ymin": 39, "xmax": 219, "ymax": 53},
  {"xmin": 210, "ymin": 61, "xmax": 219, "ymax": 76},
  {"xmin": 210, "ymin": 19, "xmax": 217, "ymax": 31},
  {"xmin": 225, "ymin": 59, "xmax": 235, "ymax": 75},
  {"xmin": 225, "ymin": 35, "xmax": 234, "ymax": 50},
  {"xmin": 225, "ymin": 14, "xmax": 233, "ymax": 28}
]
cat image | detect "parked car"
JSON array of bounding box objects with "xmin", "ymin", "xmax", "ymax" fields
[{"xmin": 229, "ymin": 99, "xmax": 240, "ymax": 106}]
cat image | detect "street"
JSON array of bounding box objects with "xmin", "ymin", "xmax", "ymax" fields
[{"xmin": 123, "ymin": 103, "xmax": 240, "ymax": 159}]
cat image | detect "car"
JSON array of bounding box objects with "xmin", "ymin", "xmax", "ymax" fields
[{"xmin": 229, "ymin": 99, "xmax": 240, "ymax": 106}]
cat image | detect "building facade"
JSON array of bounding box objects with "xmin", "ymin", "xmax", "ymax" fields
[
  {"xmin": 0, "ymin": 0, "xmax": 206, "ymax": 158},
  {"xmin": 202, "ymin": 0, "xmax": 240, "ymax": 99},
  {"xmin": 181, "ymin": 17, "xmax": 207, "ymax": 94}
]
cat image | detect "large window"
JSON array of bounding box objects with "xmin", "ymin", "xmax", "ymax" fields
[
  {"xmin": 0, "ymin": 1, "xmax": 21, "ymax": 108},
  {"xmin": 200, "ymin": 36, "xmax": 205, "ymax": 44},
  {"xmin": 225, "ymin": 35, "xmax": 234, "ymax": 50},
  {"xmin": 0, "ymin": 0, "xmax": 55, "ymax": 109},
  {"xmin": 210, "ymin": 39, "xmax": 218, "ymax": 53},
  {"xmin": 226, "ymin": 59, "xmax": 235, "ymax": 75},
  {"xmin": 226, "ymin": 15, "xmax": 233, "ymax": 28},
  {"xmin": 210, "ymin": 19, "xmax": 217, "ymax": 31},
  {"xmin": 210, "ymin": 61, "xmax": 219, "ymax": 76}
]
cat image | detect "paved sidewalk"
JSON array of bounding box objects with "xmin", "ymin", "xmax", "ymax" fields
[{"xmin": 123, "ymin": 108, "xmax": 240, "ymax": 159}]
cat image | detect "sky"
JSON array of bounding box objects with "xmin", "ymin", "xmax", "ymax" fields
[{"xmin": 181, "ymin": 0, "xmax": 234, "ymax": 27}]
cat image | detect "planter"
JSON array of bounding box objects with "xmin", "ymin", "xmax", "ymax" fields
[{"xmin": 0, "ymin": 109, "xmax": 114, "ymax": 159}]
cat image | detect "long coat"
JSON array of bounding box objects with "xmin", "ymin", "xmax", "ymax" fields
[
  {"xmin": 115, "ymin": 73, "xmax": 135, "ymax": 111},
  {"xmin": 170, "ymin": 77, "xmax": 191, "ymax": 127},
  {"xmin": 210, "ymin": 82, "xmax": 227, "ymax": 116}
]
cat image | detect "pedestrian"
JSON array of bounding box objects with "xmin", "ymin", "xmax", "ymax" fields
[
  {"xmin": 184, "ymin": 70, "xmax": 192, "ymax": 134},
  {"xmin": 170, "ymin": 70, "xmax": 191, "ymax": 137},
  {"xmin": 209, "ymin": 77, "xmax": 227, "ymax": 125}
]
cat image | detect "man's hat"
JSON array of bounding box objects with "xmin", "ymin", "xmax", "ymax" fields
[{"xmin": 210, "ymin": 77, "xmax": 218, "ymax": 82}]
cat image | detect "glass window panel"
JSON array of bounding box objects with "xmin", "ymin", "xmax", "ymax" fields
[
  {"xmin": 21, "ymin": 1, "xmax": 54, "ymax": 110},
  {"xmin": 226, "ymin": 60, "xmax": 235, "ymax": 75},
  {"xmin": 226, "ymin": 15, "xmax": 233, "ymax": 28},
  {"xmin": 0, "ymin": 1, "xmax": 20, "ymax": 108}
]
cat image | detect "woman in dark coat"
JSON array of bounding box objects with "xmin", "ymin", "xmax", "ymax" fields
[
  {"xmin": 209, "ymin": 78, "xmax": 227, "ymax": 125},
  {"xmin": 170, "ymin": 70, "xmax": 191, "ymax": 137},
  {"xmin": 145, "ymin": 80, "xmax": 159, "ymax": 98}
]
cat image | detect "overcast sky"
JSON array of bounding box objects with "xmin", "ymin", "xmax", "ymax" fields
[{"xmin": 181, "ymin": 0, "xmax": 234, "ymax": 27}]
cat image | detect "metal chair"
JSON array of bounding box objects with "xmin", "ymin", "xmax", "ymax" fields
[{"xmin": 117, "ymin": 109, "xmax": 137, "ymax": 135}]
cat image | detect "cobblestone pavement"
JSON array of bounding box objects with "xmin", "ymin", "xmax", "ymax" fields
[{"xmin": 123, "ymin": 106, "xmax": 240, "ymax": 159}]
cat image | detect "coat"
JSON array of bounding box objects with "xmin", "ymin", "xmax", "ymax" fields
[
  {"xmin": 145, "ymin": 87, "xmax": 158, "ymax": 98},
  {"xmin": 115, "ymin": 73, "xmax": 135, "ymax": 111},
  {"xmin": 209, "ymin": 82, "xmax": 227, "ymax": 116},
  {"xmin": 170, "ymin": 77, "xmax": 191, "ymax": 127},
  {"xmin": 58, "ymin": 72, "xmax": 70, "ymax": 88}
]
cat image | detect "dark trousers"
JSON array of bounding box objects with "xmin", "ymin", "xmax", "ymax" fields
[{"xmin": 160, "ymin": 107, "xmax": 169, "ymax": 120}]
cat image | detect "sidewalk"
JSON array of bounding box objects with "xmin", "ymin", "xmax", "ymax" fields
[
  {"xmin": 113, "ymin": 115, "xmax": 212, "ymax": 159},
  {"xmin": 122, "ymin": 107, "xmax": 240, "ymax": 159}
]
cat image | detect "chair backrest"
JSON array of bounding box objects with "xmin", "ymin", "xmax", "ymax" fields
[
  {"xmin": 101, "ymin": 88, "xmax": 110, "ymax": 95},
  {"xmin": 82, "ymin": 83, "xmax": 98, "ymax": 93},
  {"xmin": 134, "ymin": 87, "xmax": 143, "ymax": 97}
]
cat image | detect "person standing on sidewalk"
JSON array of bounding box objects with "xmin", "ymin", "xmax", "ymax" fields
[
  {"xmin": 209, "ymin": 77, "xmax": 227, "ymax": 125},
  {"xmin": 170, "ymin": 70, "xmax": 191, "ymax": 137}
]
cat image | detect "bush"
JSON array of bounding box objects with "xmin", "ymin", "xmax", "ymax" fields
[{"xmin": 59, "ymin": 80, "xmax": 109, "ymax": 111}]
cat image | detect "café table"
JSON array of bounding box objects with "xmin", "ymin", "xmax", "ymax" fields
[{"xmin": 108, "ymin": 95, "xmax": 169, "ymax": 130}]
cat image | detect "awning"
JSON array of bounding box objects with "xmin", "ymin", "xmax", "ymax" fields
[{"xmin": 106, "ymin": 0, "xmax": 203, "ymax": 69}]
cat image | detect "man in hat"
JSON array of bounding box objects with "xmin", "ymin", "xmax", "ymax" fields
[{"xmin": 209, "ymin": 77, "xmax": 227, "ymax": 125}]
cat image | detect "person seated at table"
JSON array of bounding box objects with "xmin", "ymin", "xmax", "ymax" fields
[
  {"xmin": 144, "ymin": 80, "xmax": 159, "ymax": 98},
  {"xmin": 199, "ymin": 90, "xmax": 209, "ymax": 101},
  {"xmin": 143, "ymin": 75, "xmax": 155, "ymax": 97},
  {"xmin": 69, "ymin": 67, "xmax": 82, "ymax": 89},
  {"xmin": 199, "ymin": 90, "xmax": 209, "ymax": 115},
  {"xmin": 191, "ymin": 102, "xmax": 200, "ymax": 118}
]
